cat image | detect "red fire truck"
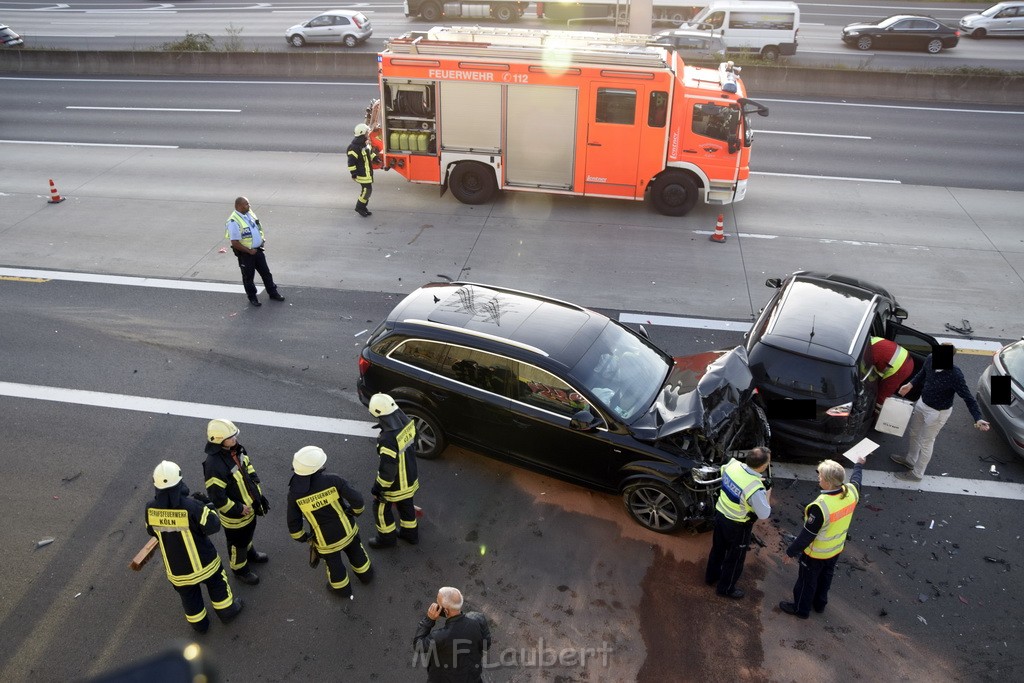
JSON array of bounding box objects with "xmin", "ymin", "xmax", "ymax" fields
[{"xmin": 369, "ymin": 26, "xmax": 768, "ymax": 216}]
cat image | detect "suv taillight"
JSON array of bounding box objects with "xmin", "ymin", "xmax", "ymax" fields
[
  {"xmin": 358, "ymin": 355, "xmax": 370, "ymax": 376},
  {"xmin": 826, "ymin": 402, "xmax": 852, "ymax": 418}
]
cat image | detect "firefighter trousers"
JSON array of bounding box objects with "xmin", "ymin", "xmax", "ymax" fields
[
  {"xmin": 223, "ymin": 518, "xmax": 258, "ymax": 572},
  {"xmin": 323, "ymin": 536, "xmax": 373, "ymax": 597},
  {"xmin": 174, "ymin": 568, "xmax": 237, "ymax": 631},
  {"xmin": 356, "ymin": 181, "xmax": 373, "ymax": 211},
  {"xmin": 374, "ymin": 497, "xmax": 418, "ymax": 541}
]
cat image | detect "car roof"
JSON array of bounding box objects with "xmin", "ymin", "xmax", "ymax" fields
[
  {"xmin": 760, "ymin": 275, "xmax": 884, "ymax": 364},
  {"xmin": 321, "ymin": 9, "xmax": 361, "ymax": 15},
  {"xmin": 388, "ymin": 282, "xmax": 609, "ymax": 368}
]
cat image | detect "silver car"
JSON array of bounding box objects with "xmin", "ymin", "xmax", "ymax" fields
[
  {"xmin": 959, "ymin": 2, "xmax": 1024, "ymax": 38},
  {"xmin": 977, "ymin": 337, "xmax": 1024, "ymax": 458},
  {"xmin": 286, "ymin": 10, "xmax": 372, "ymax": 48}
]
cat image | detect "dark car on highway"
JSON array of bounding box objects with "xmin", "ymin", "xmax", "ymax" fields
[
  {"xmin": 976, "ymin": 337, "xmax": 1024, "ymax": 458},
  {"xmin": 746, "ymin": 272, "xmax": 938, "ymax": 458},
  {"xmin": 357, "ymin": 282, "xmax": 769, "ymax": 533},
  {"xmin": 841, "ymin": 15, "xmax": 960, "ymax": 53}
]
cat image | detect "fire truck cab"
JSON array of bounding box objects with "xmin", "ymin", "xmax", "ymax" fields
[{"xmin": 372, "ymin": 26, "xmax": 768, "ymax": 216}]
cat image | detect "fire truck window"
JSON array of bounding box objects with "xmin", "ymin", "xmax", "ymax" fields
[
  {"xmin": 596, "ymin": 88, "xmax": 636, "ymax": 125},
  {"xmin": 648, "ymin": 91, "xmax": 668, "ymax": 128},
  {"xmin": 692, "ymin": 103, "xmax": 738, "ymax": 142}
]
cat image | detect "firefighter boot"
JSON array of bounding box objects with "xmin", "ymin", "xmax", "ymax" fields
[
  {"xmin": 398, "ymin": 529, "xmax": 419, "ymax": 545},
  {"xmin": 247, "ymin": 548, "xmax": 269, "ymax": 564},
  {"xmin": 234, "ymin": 567, "xmax": 260, "ymax": 585},
  {"xmin": 191, "ymin": 616, "xmax": 211, "ymax": 634},
  {"xmin": 218, "ymin": 598, "xmax": 245, "ymax": 624},
  {"xmin": 368, "ymin": 534, "xmax": 396, "ymax": 549},
  {"xmin": 355, "ymin": 201, "xmax": 372, "ymax": 217},
  {"xmin": 355, "ymin": 566, "xmax": 375, "ymax": 585}
]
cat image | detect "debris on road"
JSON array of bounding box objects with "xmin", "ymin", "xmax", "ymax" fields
[
  {"xmin": 61, "ymin": 471, "xmax": 82, "ymax": 484},
  {"xmin": 918, "ymin": 594, "xmax": 928, "ymax": 603},
  {"xmin": 917, "ymin": 615, "xmax": 928, "ymax": 626},
  {"xmin": 35, "ymin": 538, "xmax": 54, "ymax": 549}
]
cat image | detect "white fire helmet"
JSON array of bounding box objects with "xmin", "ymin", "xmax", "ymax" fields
[
  {"xmin": 153, "ymin": 460, "xmax": 183, "ymax": 490},
  {"xmin": 354, "ymin": 123, "xmax": 371, "ymax": 136},
  {"xmin": 293, "ymin": 446, "xmax": 328, "ymax": 476}
]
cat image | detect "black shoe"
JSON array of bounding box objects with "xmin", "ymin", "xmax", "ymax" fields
[
  {"xmin": 248, "ymin": 297, "xmax": 262, "ymax": 307},
  {"xmin": 331, "ymin": 584, "xmax": 354, "ymax": 600},
  {"xmin": 398, "ymin": 530, "xmax": 419, "ymax": 545},
  {"xmin": 813, "ymin": 605, "xmax": 826, "ymax": 614},
  {"xmin": 779, "ymin": 601, "xmax": 809, "ymax": 619},
  {"xmin": 191, "ymin": 617, "xmax": 210, "ymax": 634},
  {"xmin": 247, "ymin": 549, "xmax": 269, "ymax": 564},
  {"xmin": 355, "ymin": 566, "xmax": 375, "ymax": 584},
  {"xmin": 717, "ymin": 588, "xmax": 744, "ymax": 600},
  {"xmin": 367, "ymin": 535, "xmax": 396, "ymax": 549},
  {"xmin": 219, "ymin": 598, "xmax": 245, "ymax": 624},
  {"xmin": 355, "ymin": 208, "xmax": 371, "ymax": 217},
  {"xmin": 234, "ymin": 568, "xmax": 260, "ymax": 585},
  {"xmin": 269, "ymin": 293, "xmax": 285, "ymax": 302}
]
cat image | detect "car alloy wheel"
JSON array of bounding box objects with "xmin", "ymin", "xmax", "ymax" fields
[
  {"xmin": 623, "ymin": 481, "xmax": 685, "ymax": 533},
  {"xmin": 856, "ymin": 35, "xmax": 872, "ymax": 50},
  {"xmin": 289, "ymin": 35, "xmax": 305, "ymax": 48},
  {"xmin": 402, "ymin": 406, "xmax": 447, "ymax": 460},
  {"xmin": 926, "ymin": 38, "xmax": 943, "ymax": 54}
]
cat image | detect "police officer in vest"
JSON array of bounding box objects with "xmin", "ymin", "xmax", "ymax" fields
[
  {"xmin": 869, "ymin": 336, "xmax": 914, "ymax": 413},
  {"xmin": 348, "ymin": 123, "xmax": 378, "ymax": 217},
  {"xmin": 367, "ymin": 393, "xmax": 420, "ymax": 549},
  {"xmin": 226, "ymin": 196, "xmax": 285, "ymax": 307},
  {"xmin": 779, "ymin": 456, "xmax": 865, "ymax": 619},
  {"xmin": 203, "ymin": 419, "xmax": 270, "ymax": 586},
  {"xmin": 146, "ymin": 460, "xmax": 244, "ymax": 633},
  {"xmin": 704, "ymin": 447, "xmax": 772, "ymax": 599},
  {"xmin": 287, "ymin": 446, "xmax": 373, "ymax": 598}
]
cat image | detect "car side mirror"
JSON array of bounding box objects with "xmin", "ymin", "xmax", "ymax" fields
[
  {"xmin": 570, "ymin": 411, "xmax": 600, "ymax": 432},
  {"xmin": 893, "ymin": 306, "xmax": 908, "ymax": 321},
  {"xmin": 765, "ymin": 277, "xmax": 782, "ymax": 288}
]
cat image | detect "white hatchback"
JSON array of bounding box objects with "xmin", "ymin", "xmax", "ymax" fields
[
  {"xmin": 959, "ymin": 1, "xmax": 1024, "ymax": 38},
  {"xmin": 286, "ymin": 10, "xmax": 372, "ymax": 48}
]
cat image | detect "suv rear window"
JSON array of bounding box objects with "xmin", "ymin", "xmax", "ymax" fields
[{"xmin": 752, "ymin": 343, "xmax": 855, "ymax": 399}]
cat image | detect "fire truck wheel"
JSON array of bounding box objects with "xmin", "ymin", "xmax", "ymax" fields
[
  {"xmin": 494, "ymin": 3, "xmax": 517, "ymax": 22},
  {"xmin": 650, "ymin": 173, "xmax": 698, "ymax": 217},
  {"xmin": 449, "ymin": 162, "xmax": 498, "ymax": 205},
  {"xmin": 419, "ymin": 1, "xmax": 442, "ymax": 22}
]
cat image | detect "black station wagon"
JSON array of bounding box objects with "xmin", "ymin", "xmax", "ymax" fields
[{"xmin": 357, "ymin": 282, "xmax": 769, "ymax": 533}]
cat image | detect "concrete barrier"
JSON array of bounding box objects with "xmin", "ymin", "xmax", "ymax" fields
[{"xmin": 2, "ymin": 49, "xmax": 1022, "ymax": 104}]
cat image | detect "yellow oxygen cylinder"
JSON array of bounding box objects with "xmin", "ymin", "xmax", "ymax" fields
[
  {"xmin": 399, "ymin": 131, "xmax": 410, "ymax": 150},
  {"xmin": 389, "ymin": 131, "xmax": 400, "ymax": 151},
  {"xmin": 417, "ymin": 132, "xmax": 428, "ymax": 152}
]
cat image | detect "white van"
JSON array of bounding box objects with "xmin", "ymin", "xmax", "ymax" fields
[
  {"xmin": 680, "ymin": 0, "xmax": 799, "ymax": 60},
  {"xmin": 959, "ymin": 1, "xmax": 1024, "ymax": 38}
]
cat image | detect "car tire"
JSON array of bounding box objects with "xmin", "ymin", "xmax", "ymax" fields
[
  {"xmin": 289, "ymin": 35, "xmax": 305, "ymax": 48},
  {"xmin": 344, "ymin": 34, "xmax": 358, "ymax": 48},
  {"xmin": 622, "ymin": 481, "xmax": 686, "ymax": 533},
  {"xmin": 760, "ymin": 45, "xmax": 780, "ymax": 61},
  {"xmin": 925, "ymin": 38, "xmax": 943, "ymax": 54},
  {"xmin": 448, "ymin": 161, "xmax": 498, "ymax": 205},
  {"xmin": 650, "ymin": 172, "xmax": 699, "ymax": 217},
  {"xmin": 856, "ymin": 35, "xmax": 872, "ymax": 50},
  {"xmin": 402, "ymin": 405, "xmax": 447, "ymax": 460},
  {"xmin": 969, "ymin": 28, "xmax": 986, "ymax": 38},
  {"xmin": 419, "ymin": 1, "xmax": 442, "ymax": 22},
  {"xmin": 494, "ymin": 3, "xmax": 517, "ymax": 23}
]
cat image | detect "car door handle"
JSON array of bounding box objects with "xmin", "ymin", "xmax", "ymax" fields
[{"xmin": 588, "ymin": 142, "xmax": 602, "ymax": 146}]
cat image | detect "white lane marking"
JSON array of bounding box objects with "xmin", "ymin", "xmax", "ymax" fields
[
  {"xmin": 755, "ymin": 130, "xmax": 871, "ymax": 139},
  {"xmin": 752, "ymin": 171, "xmax": 901, "ymax": 184},
  {"xmin": 0, "ymin": 382, "xmax": 379, "ymax": 439},
  {"xmin": 692, "ymin": 230, "xmax": 776, "ymax": 239},
  {"xmin": 0, "ymin": 381, "xmax": 1017, "ymax": 499},
  {"xmin": 773, "ymin": 463, "xmax": 1024, "ymax": 502},
  {"xmin": 66, "ymin": 106, "xmax": 241, "ymax": 112},
  {"xmin": 0, "ymin": 267, "xmax": 248, "ymax": 293},
  {"xmin": 0, "ymin": 76, "xmax": 375, "ymax": 86},
  {"xmin": 617, "ymin": 313, "xmax": 1007, "ymax": 352},
  {"xmin": 0, "ymin": 139, "xmax": 178, "ymax": 149},
  {"xmin": 756, "ymin": 97, "xmax": 1024, "ymax": 116}
]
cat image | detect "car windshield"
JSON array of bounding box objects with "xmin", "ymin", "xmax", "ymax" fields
[
  {"xmin": 570, "ymin": 322, "xmax": 670, "ymax": 422},
  {"xmin": 981, "ymin": 4, "xmax": 1008, "ymax": 16},
  {"xmin": 1000, "ymin": 340, "xmax": 1024, "ymax": 384}
]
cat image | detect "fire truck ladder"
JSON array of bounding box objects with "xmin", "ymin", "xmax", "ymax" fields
[{"xmin": 386, "ymin": 26, "xmax": 670, "ymax": 69}]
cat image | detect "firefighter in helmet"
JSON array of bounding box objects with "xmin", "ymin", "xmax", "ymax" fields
[
  {"xmin": 367, "ymin": 393, "xmax": 420, "ymax": 548},
  {"xmin": 203, "ymin": 419, "xmax": 270, "ymax": 586},
  {"xmin": 146, "ymin": 460, "xmax": 244, "ymax": 633},
  {"xmin": 348, "ymin": 122, "xmax": 378, "ymax": 217},
  {"xmin": 287, "ymin": 446, "xmax": 373, "ymax": 599}
]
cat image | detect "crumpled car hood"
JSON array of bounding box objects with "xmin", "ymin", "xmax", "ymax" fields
[{"xmin": 630, "ymin": 345, "xmax": 756, "ymax": 442}]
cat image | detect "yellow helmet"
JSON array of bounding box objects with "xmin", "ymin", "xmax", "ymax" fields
[
  {"xmin": 293, "ymin": 446, "xmax": 328, "ymax": 476},
  {"xmin": 153, "ymin": 460, "xmax": 182, "ymax": 489},
  {"xmin": 207, "ymin": 418, "xmax": 239, "ymax": 444}
]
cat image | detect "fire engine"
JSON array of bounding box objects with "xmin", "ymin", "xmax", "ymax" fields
[{"xmin": 369, "ymin": 26, "xmax": 768, "ymax": 216}]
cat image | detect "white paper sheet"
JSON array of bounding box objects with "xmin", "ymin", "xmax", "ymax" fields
[{"xmin": 843, "ymin": 437, "xmax": 879, "ymax": 463}]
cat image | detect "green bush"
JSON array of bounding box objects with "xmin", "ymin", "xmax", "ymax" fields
[{"xmin": 162, "ymin": 33, "xmax": 215, "ymax": 52}]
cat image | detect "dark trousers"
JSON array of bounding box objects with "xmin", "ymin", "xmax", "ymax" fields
[
  {"xmin": 322, "ymin": 536, "xmax": 372, "ymax": 596},
  {"xmin": 223, "ymin": 518, "xmax": 257, "ymax": 572},
  {"xmin": 374, "ymin": 497, "xmax": 417, "ymax": 540},
  {"xmin": 356, "ymin": 181, "xmax": 373, "ymax": 210},
  {"xmin": 174, "ymin": 568, "xmax": 236, "ymax": 629},
  {"xmin": 705, "ymin": 512, "xmax": 754, "ymax": 594},
  {"xmin": 234, "ymin": 248, "xmax": 278, "ymax": 299},
  {"xmin": 792, "ymin": 553, "xmax": 840, "ymax": 616}
]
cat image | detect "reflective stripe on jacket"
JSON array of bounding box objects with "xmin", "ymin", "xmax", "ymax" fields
[
  {"xmin": 870, "ymin": 337, "xmax": 909, "ymax": 380},
  {"xmin": 376, "ymin": 418, "xmax": 419, "ymax": 502},
  {"xmin": 715, "ymin": 458, "xmax": 764, "ymax": 522},
  {"xmin": 203, "ymin": 443, "xmax": 262, "ymax": 530},
  {"xmin": 146, "ymin": 498, "xmax": 222, "ymax": 586},
  {"xmin": 287, "ymin": 472, "xmax": 365, "ymax": 554},
  {"xmin": 347, "ymin": 136, "xmax": 376, "ymax": 183},
  {"xmin": 805, "ymin": 484, "xmax": 859, "ymax": 559},
  {"xmin": 225, "ymin": 210, "xmax": 264, "ymax": 248}
]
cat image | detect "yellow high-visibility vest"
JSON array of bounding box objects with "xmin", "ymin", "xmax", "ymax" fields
[{"xmin": 805, "ymin": 485, "xmax": 859, "ymax": 559}]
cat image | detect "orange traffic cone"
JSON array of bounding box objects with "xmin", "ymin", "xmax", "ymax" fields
[
  {"xmin": 47, "ymin": 179, "xmax": 65, "ymax": 204},
  {"xmin": 710, "ymin": 214, "xmax": 726, "ymax": 243}
]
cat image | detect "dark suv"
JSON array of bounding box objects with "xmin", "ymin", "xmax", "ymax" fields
[
  {"xmin": 745, "ymin": 271, "xmax": 938, "ymax": 458},
  {"xmin": 357, "ymin": 282, "xmax": 769, "ymax": 533}
]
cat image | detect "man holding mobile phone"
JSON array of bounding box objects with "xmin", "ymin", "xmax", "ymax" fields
[{"xmin": 413, "ymin": 587, "xmax": 491, "ymax": 681}]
